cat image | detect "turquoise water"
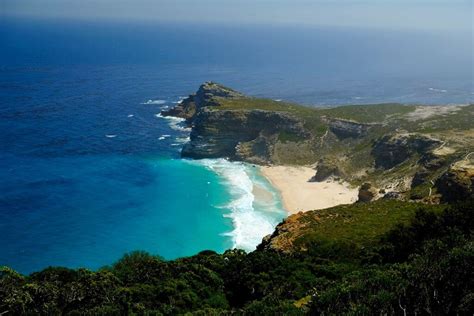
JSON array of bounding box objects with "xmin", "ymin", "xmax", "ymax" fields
[
  {"xmin": 1, "ymin": 18, "xmax": 472, "ymax": 274},
  {"xmin": 0, "ymin": 108, "xmax": 286, "ymax": 273}
]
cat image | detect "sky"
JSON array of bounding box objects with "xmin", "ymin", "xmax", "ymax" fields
[{"xmin": 1, "ymin": 0, "xmax": 473, "ymax": 32}]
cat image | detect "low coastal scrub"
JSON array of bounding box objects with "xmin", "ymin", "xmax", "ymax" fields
[{"xmin": 1, "ymin": 200, "xmax": 472, "ymax": 315}]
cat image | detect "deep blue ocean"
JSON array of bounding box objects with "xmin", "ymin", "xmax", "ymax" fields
[{"xmin": 1, "ymin": 17, "xmax": 472, "ymax": 274}]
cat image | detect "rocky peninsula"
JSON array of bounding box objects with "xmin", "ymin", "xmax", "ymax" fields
[{"xmin": 162, "ymin": 82, "xmax": 474, "ymax": 212}]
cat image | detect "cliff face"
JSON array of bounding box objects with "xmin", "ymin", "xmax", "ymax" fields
[
  {"xmin": 325, "ymin": 117, "xmax": 373, "ymax": 139},
  {"xmin": 181, "ymin": 109, "xmax": 309, "ymax": 164},
  {"xmin": 371, "ymin": 134, "xmax": 442, "ymax": 170},
  {"xmin": 436, "ymin": 160, "xmax": 474, "ymax": 203},
  {"xmin": 310, "ymin": 159, "xmax": 344, "ymax": 182}
]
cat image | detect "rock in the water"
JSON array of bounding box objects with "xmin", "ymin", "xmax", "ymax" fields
[{"xmin": 357, "ymin": 182, "xmax": 379, "ymax": 202}]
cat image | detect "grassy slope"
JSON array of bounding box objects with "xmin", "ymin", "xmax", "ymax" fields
[
  {"xmin": 217, "ymin": 97, "xmax": 418, "ymax": 122},
  {"xmin": 272, "ymin": 200, "xmax": 447, "ymax": 253},
  {"xmin": 217, "ymin": 97, "xmax": 474, "ymax": 131},
  {"xmin": 298, "ymin": 200, "xmax": 444, "ymax": 245},
  {"xmin": 217, "ymin": 97, "xmax": 422, "ymax": 137}
]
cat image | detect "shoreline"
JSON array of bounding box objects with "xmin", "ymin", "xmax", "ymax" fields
[
  {"xmin": 260, "ymin": 165, "xmax": 358, "ymax": 214},
  {"xmin": 187, "ymin": 158, "xmax": 286, "ymax": 251}
]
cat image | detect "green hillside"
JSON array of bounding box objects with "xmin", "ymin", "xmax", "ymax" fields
[{"xmin": 1, "ymin": 200, "xmax": 472, "ymax": 315}]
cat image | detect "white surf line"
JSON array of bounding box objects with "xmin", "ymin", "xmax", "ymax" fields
[
  {"xmin": 188, "ymin": 158, "xmax": 283, "ymax": 252},
  {"xmin": 141, "ymin": 99, "xmax": 167, "ymax": 105},
  {"xmin": 428, "ymin": 88, "xmax": 447, "ymax": 93}
]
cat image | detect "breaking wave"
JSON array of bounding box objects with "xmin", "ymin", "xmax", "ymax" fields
[
  {"xmin": 155, "ymin": 113, "xmax": 191, "ymax": 132},
  {"xmin": 189, "ymin": 159, "xmax": 285, "ymax": 251},
  {"xmin": 142, "ymin": 99, "xmax": 167, "ymax": 105}
]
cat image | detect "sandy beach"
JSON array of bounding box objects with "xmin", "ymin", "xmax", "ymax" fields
[{"xmin": 260, "ymin": 165, "xmax": 358, "ymax": 214}]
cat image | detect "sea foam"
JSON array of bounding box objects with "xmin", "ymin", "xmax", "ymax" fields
[
  {"xmin": 155, "ymin": 113, "xmax": 191, "ymax": 132},
  {"xmin": 172, "ymin": 97, "xmax": 186, "ymax": 104},
  {"xmin": 190, "ymin": 159, "xmax": 285, "ymax": 252},
  {"xmin": 142, "ymin": 99, "xmax": 167, "ymax": 105},
  {"xmin": 428, "ymin": 87, "xmax": 447, "ymax": 93}
]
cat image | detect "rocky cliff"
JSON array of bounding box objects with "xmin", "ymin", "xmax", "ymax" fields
[
  {"xmin": 324, "ymin": 117, "xmax": 374, "ymax": 139},
  {"xmin": 371, "ymin": 134, "xmax": 443, "ymax": 170},
  {"xmin": 436, "ymin": 159, "xmax": 474, "ymax": 203},
  {"xmin": 161, "ymin": 82, "xmax": 244, "ymax": 121},
  {"xmin": 161, "ymin": 83, "xmax": 474, "ymax": 203},
  {"xmin": 181, "ymin": 109, "xmax": 310, "ymax": 164}
]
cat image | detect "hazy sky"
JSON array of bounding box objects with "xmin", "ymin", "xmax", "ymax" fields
[{"xmin": 2, "ymin": 0, "xmax": 472, "ymax": 31}]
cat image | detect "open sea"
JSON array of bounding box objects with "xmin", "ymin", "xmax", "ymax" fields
[{"xmin": 0, "ymin": 18, "xmax": 472, "ymax": 274}]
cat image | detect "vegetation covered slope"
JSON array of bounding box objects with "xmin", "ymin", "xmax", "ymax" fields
[{"xmin": 1, "ymin": 200, "xmax": 473, "ymax": 315}]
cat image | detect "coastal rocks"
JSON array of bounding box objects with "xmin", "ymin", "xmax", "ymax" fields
[
  {"xmin": 166, "ymin": 82, "xmax": 311, "ymax": 163},
  {"xmin": 324, "ymin": 117, "xmax": 373, "ymax": 139},
  {"xmin": 258, "ymin": 212, "xmax": 310, "ymax": 253},
  {"xmin": 436, "ymin": 162, "xmax": 474, "ymax": 203},
  {"xmin": 160, "ymin": 95, "xmax": 198, "ymax": 120},
  {"xmin": 371, "ymin": 133, "xmax": 442, "ymax": 169},
  {"xmin": 357, "ymin": 183, "xmax": 379, "ymax": 202},
  {"xmin": 182, "ymin": 109, "xmax": 309, "ymax": 162},
  {"xmin": 310, "ymin": 159, "xmax": 344, "ymax": 182},
  {"xmin": 161, "ymin": 82, "xmax": 244, "ymax": 121}
]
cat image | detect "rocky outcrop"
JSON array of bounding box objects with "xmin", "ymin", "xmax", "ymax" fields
[
  {"xmin": 357, "ymin": 182, "xmax": 379, "ymax": 202},
  {"xmin": 324, "ymin": 117, "xmax": 373, "ymax": 139},
  {"xmin": 419, "ymin": 153, "xmax": 446, "ymax": 170},
  {"xmin": 161, "ymin": 82, "xmax": 244, "ymax": 121},
  {"xmin": 383, "ymin": 191, "xmax": 404, "ymax": 200},
  {"xmin": 258, "ymin": 211, "xmax": 314, "ymax": 253},
  {"xmin": 193, "ymin": 81, "xmax": 244, "ymax": 107},
  {"xmin": 411, "ymin": 169, "xmax": 431, "ymax": 188},
  {"xmin": 436, "ymin": 162, "xmax": 474, "ymax": 203},
  {"xmin": 160, "ymin": 96, "xmax": 197, "ymax": 120},
  {"xmin": 181, "ymin": 109, "xmax": 309, "ymax": 162},
  {"xmin": 311, "ymin": 159, "xmax": 344, "ymax": 182},
  {"xmin": 371, "ymin": 134, "xmax": 442, "ymax": 169}
]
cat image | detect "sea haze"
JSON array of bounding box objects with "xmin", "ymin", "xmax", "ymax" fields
[{"xmin": 0, "ymin": 18, "xmax": 472, "ymax": 273}]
